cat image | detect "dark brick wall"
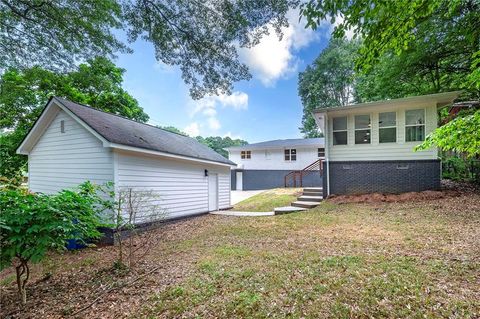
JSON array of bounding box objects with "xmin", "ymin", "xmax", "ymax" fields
[
  {"xmin": 327, "ymin": 160, "xmax": 441, "ymax": 195},
  {"xmin": 231, "ymin": 169, "xmax": 323, "ymax": 190}
]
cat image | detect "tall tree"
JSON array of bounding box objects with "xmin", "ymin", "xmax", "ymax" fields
[
  {"xmin": 0, "ymin": 0, "xmax": 128, "ymax": 70},
  {"xmin": 298, "ymin": 38, "xmax": 359, "ymax": 137},
  {"xmin": 1, "ymin": 0, "xmax": 297, "ymax": 99},
  {"xmin": 355, "ymin": 4, "xmax": 479, "ymax": 101},
  {"xmin": 0, "ymin": 57, "xmax": 148, "ymax": 178},
  {"xmin": 301, "ymin": 0, "xmax": 480, "ymax": 154}
]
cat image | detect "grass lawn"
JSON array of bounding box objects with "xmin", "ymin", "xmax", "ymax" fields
[
  {"xmin": 233, "ymin": 188, "xmax": 302, "ymax": 211},
  {"xmin": 1, "ymin": 192, "xmax": 479, "ymax": 318}
]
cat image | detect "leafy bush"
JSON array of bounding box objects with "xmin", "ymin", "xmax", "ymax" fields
[
  {"xmin": 0, "ymin": 181, "xmax": 112, "ymax": 304},
  {"xmin": 442, "ymin": 155, "xmax": 480, "ymax": 183}
]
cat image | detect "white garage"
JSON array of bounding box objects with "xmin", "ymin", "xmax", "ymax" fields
[{"xmin": 17, "ymin": 97, "xmax": 234, "ymax": 223}]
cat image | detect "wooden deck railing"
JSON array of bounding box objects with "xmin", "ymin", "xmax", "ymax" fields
[{"xmin": 284, "ymin": 159, "xmax": 323, "ymax": 188}]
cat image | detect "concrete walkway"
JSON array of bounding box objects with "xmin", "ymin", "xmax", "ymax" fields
[
  {"xmin": 230, "ymin": 189, "xmax": 267, "ymax": 205},
  {"xmin": 211, "ymin": 210, "xmax": 274, "ymax": 217}
]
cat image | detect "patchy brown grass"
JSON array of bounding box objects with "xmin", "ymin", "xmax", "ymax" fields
[{"xmin": 1, "ymin": 191, "xmax": 479, "ymax": 318}]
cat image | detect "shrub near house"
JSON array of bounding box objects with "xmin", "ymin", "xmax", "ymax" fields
[{"xmin": 0, "ymin": 181, "xmax": 110, "ymax": 304}]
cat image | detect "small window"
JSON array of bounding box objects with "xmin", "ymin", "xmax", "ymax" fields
[
  {"xmin": 354, "ymin": 114, "xmax": 371, "ymax": 144},
  {"xmin": 379, "ymin": 112, "xmax": 396, "ymax": 143},
  {"xmin": 241, "ymin": 150, "xmax": 251, "ymax": 159},
  {"xmin": 60, "ymin": 120, "xmax": 65, "ymax": 133},
  {"xmin": 405, "ymin": 109, "xmax": 425, "ymax": 142},
  {"xmin": 318, "ymin": 148, "xmax": 325, "ymax": 157},
  {"xmin": 332, "ymin": 116, "xmax": 347, "ymax": 145},
  {"xmin": 284, "ymin": 149, "xmax": 297, "ymax": 161}
]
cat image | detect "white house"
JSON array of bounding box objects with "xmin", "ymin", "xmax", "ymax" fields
[
  {"xmin": 226, "ymin": 138, "xmax": 325, "ymax": 190},
  {"xmin": 17, "ymin": 97, "xmax": 234, "ymax": 224},
  {"xmin": 312, "ymin": 91, "xmax": 461, "ymax": 197}
]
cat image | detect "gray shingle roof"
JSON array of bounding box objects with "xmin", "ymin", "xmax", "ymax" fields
[
  {"xmin": 225, "ymin": 137, "xmax": 324, "ymax": 151},
  {"xmin": 54, "ymin": 97, "xmax": 235, "ymax": 165}
]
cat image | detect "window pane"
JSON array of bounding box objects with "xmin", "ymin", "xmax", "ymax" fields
[
  {"xmin": 246, "ymin": 151, "xmax": 251, "ymax": 159},
  {"xmin": 291, "ymin": 149, "xmax": 296, "ymax": 155},
  {"xmin": 318, "ymin": 148, "xmax": 325, "ymax": 157},
  {"xmin": 406, "ymin": 109, "xmax": 425, "ymax": 125},
  {"xmin": 355, "ymin": 129, "xmax": 371, "ymax": 144},
  {"xmin": 284, "ymin": 149, "xmax": 290, "ymax": 161},
  {"xmin": 355, "ymin": 114, "xmax": 370, "ymax": 129},
  {"xmin": 379, "ymin": 127, "xmax": 396, "ymax": 143},
  {"xmin": 406, "ymin": 126, "xmax": 425, "ymax": 142},
  {"xmin": 291, "ymin": 155, "xmax": 296, "ymax": 161},
  {"xmin": 333, "ymin": 116, "xmax": 347, "ymax": 131},
  {"xmin": 379, "ymin": 112, "xmax": 396, "ymax": 127},
  {"xmin": 333, "ymin": 131, "xmax": 347, "ymax": 145}
]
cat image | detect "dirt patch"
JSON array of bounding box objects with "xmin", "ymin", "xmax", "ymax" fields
[{"xmin": 327, "ymin": 181, "xmax": 479, "ymax": 204}]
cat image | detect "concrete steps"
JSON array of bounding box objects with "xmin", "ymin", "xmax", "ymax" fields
[
  {"xmin": 291, "ymin": 187, "xmax": 323, "ymax": 209},
  {"xmin": 274, "ymin": 187, "xmax": 323, "ymax": 214},
  {"xmin": 297, "ymin": 195, "xmax": 323, "ymax": 202},
  {"xmin": 291, "ymin": 200, "xmax": 322, "ymax": 209}
]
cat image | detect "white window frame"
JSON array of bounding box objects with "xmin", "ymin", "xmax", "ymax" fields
[
  {"xmin": 405, "ymin": 108, "xmax": 426, "ymax": 142},
  {"xmin": 317, "ymin": 148, "xmax": 325, "ymax": 158},
  {"xmin": 378, "ymin": 111, "xmax": 397, "ymax": 143},
  {"xmin": 240, "ymin": 150, "xmax": 251, "ymax": 159},
  {"xmin": 284, "ymin": 149, "xmax": 297, "ymax": 161},
  {"xmin": 354, "ymin": 114, "xmax": 371, "ymax": 145},
  {"xmin": 332, "ymin": 116, "xmax": 348, "ymax": 146}
]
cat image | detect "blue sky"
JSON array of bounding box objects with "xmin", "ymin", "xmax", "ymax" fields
[{"xmin": 115, "ymin": 12, "xmax": 336, "ymax": 143}]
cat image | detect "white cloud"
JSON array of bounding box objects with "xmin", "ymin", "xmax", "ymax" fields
[
  {"xmin": 184, "ymin": 122, "xmax": 200, "ymax": 136},
  {"xmin": 208, "ymin": 117, "xmax": 221, "ymax": 130},
  {"xmin": 216, "ymin": 91, "xmax": 249, "ymax": 110},
  {"xmin": 188, "ymin": 90, "xmax": 248, "ymax": 134},
  {"xmin": 239, "ymin": 9, "xmax": 319, "ymax": 86}
]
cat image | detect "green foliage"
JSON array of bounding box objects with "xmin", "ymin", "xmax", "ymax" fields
[
  {"xmin": 1, "ymin": 0, "xmax": 298, "ymax": 99},
  {"xmin": 0, "ymin": 0, "xmax": 128, "ymax": 71},
  {"xmin": 196, "ymin": 136, "xmax": 248, "ymax": 158},
  {"xmin": 0, "ymin": 57, "xmax": 148, "ymax": 179},
  {"xmin": 440, "ymin": 155, "xmax": 480, "ymax": 182},
  {"xmin": 300, "ymin": 0, "xmax": 479, "ymax": 153},
  {"xmin": 415, "ymin": 110, "xmax": 480, "ymax": 158},
  {"xmin": 0, "ymin": 181, "xmax": 111, "ymax": 303},
  {"xmin": 298, "ymin": 38, "xmax": 360, "ymax": 137}
]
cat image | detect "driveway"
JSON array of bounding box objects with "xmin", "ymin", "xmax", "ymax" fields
[{"xmin": 230, "ymin": 190, "xmax": 267, "ymax": 205}]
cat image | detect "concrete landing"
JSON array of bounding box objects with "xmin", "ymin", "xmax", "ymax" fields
[
  {"xmin": 274, "ymin": 206, "xmax": 307, "ymax": 215},
  {"xmin": 211, "ymin": 210, "xmax": 274, "ymax": 217}
]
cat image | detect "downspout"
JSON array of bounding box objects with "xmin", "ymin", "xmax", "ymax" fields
[{"xmin": 324, "ymin": 113, "xmax": 331, "ymax": 197}]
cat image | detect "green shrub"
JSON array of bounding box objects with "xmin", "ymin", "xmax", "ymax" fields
[
  {"xmin": 442, "ymin": 155, "xmax": 480, "ymax": 183},
  {"xmin": 0, "ymin": 181, "xmax": 112, "ymax": 304}
]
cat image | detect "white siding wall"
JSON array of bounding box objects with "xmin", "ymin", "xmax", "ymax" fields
[
  {"xmin": 29, "ymin": 110, "xmax": 113, "ymax": 194},
  {"xmin": 229, "ymin": 147, "xmax": 322, "ymax": 170},
  {"xmin": 115, "ymin": 151, "xmax": 230, "ymax": 222},
  {"xmin": 326, "ymin": 101, "xmax": 438, "ymax": 161}
]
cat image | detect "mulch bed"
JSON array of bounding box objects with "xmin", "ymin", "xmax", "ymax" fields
[{"xmin": 326, "ymin": 180, "xmax": 479, "ymax": 204}]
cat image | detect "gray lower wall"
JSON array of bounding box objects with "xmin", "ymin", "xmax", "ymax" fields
[
  {"xmin": 231, "ymin": 169, "xmax": 323, "ymax": 190},
  {"xmin": 327, "ymin": 160, "xmax": 441, "ymax": 195}
]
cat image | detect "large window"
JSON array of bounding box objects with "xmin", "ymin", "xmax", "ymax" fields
[
  {"xmin": 332, "ymin": 116, "xmax": 347, "ymax": 145},
  {"xmin": 354, "ymin": 114, "xmax": 371, "ymax": 144},
  {"xmin": 379, "ymin": 112, "xmax": 396, "ymax": 143},
  {"xmin": 241, "ymin": 150, "xmax": 251, "ymax": 159},
  {"xmin": 318, "ymin": 148, "xmax": 325, "ymax": 157},
  {"xmin": 284, "ymin": 149, "xmax": 297, "ymax": 161},
  {"xmin": 405, "ymin": 109, "xmax": 425, "ymax": 142}
]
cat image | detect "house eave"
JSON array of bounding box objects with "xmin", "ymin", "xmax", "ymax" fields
[{"xmin": 312, "ymin": 91, "xmax": 463, "ymax": 114}]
